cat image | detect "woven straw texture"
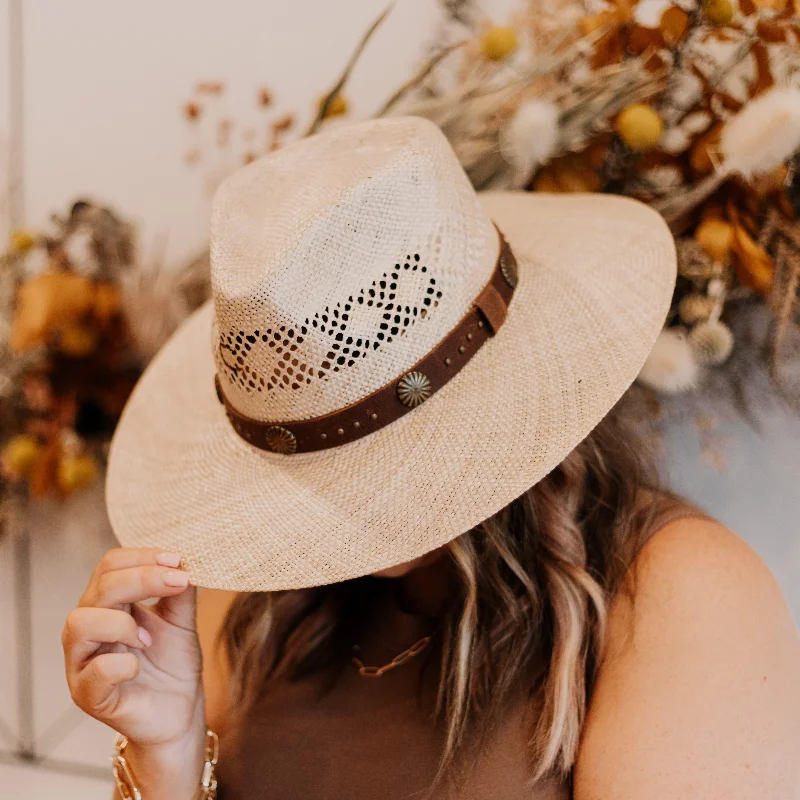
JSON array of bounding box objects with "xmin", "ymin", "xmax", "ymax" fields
[
  {"xmin": 210, "ymin": 117, "xmax": 496, "ymax": 421},
  {"xmin": 106, "ymin": 117, "xmax": 676, "ymax": 591}
]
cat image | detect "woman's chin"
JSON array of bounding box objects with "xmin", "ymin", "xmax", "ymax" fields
[{"xmin": 370, "ymin": 549, "xmax": 444, "ymax": 578}]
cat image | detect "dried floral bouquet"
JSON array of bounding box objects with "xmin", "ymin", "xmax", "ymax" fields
[
  {"xmin": 304, "ymin": 0, "xmax": 800, "ymax": 402},
  {"xmin": 0, "ymin": 202, "xmax": 209, "ymax": 511}
]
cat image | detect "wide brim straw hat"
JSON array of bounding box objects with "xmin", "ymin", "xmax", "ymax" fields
[{"xmin": 107, "ymin": 116, "xmax": 676, "ymax": 592}]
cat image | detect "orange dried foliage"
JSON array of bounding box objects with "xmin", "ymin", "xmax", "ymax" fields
[
  {"xmin": 184, "ymin": 102, "xmax": 202, "ymax": 122},
  {"xmin": 272, "ymin": 113, "xmax": 295, "ymax": 133},
  {"xmin": 580, "ymin": 10, "xmax": 619, "ymax": 35},
  {"xmin": 753, "ymin": 0, "xmax": 788, "ymax": 8},
  {"xmin": 627, "ymin": 25, "xmax": 665, "ymax": 54},
  {"xmin": 706, "ymin": 27, "xmax": 738, "ymax": 42},
  {"xmin": 642, "ymin": 50, "xmax": 668, "ymax": 71},
  {"xmin": 660, "ymin": 6, "xmax": 690, "ymax": 44},
  {"xmin": 11, "ymin": 273, "xmax": 96, "ymax": 352},
  {"xmin": 776, "ymin": 192, "xmax": 797, "ymax": 218},
  {"xmin": 750, "ymin": 42, "xmax": 775, "ymax": 97},
  {"xmin": 748, "ymin": 165, "xmax": 790, "ymax": 197},
  {"xmin": 700, "ymin": 203, "xmax": 725, "ymax": 221},
  {"xmin": 728, "ymin": 205, "xmax": 774, "ymax": 293},
  {"xmin": 28, "ymin": 438, "xmax": 60, "ymax": 498},
  {"xmin": 93, "ymin": 283, "xmax": 122, "ymax": 326},
  {"xmin": 258, "ymin": 87, "xmax": 273, "ymax": 107},
  {"xmin": 196, "ymin": 82, "xmax": 224, "ymax": 95},
  {"xmin": 689, "ymin": 124, "xmax": 723, "ymax": 176},
  {"xmin": 757, "ymin": 19, "xmax": 790, "ymax": 42},
  {"xmin": 696, "ymin": 217, "xmax": 735, "ymax": 261},
  {"xmin": 533, "ymin": 154, "xmax": 602, "ymax": 193},
  {"xmin": 591, "ymin": 28, "xmax": 628, "ymax": 67},
  {"xmin": 586, "ymin": 137, "xmax": 612, "ymax": 169},
  {"xmin": 580, "ymin": 0, "xmax": 639, "ymax": 68},
  {"xmin": 613, "ymin": 0, "xmax": 637, "ymax": 20}
]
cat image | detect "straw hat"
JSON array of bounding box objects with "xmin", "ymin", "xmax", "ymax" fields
[{"xmin": 106, "ymin": 116, "xmax": 676, "ymax": 591}]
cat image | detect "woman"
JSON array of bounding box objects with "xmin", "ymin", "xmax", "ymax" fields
[{"xmin": 62, "ymin": 117, "xmax": 800, "ymax": 799}]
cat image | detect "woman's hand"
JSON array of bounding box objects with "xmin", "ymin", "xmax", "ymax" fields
[{"xmin": 63, "ymin": 548, "xmax": 207, "ymax": 797}]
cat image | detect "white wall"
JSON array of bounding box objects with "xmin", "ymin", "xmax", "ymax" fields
[{"xmin": 12, "ymin": 0, "xmax": 459, "ymax": 265}]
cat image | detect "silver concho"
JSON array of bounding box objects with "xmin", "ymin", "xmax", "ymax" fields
[
  {"xmin": 396, "ymin": 371, "xmax": 432, "ymax": 408},
  {"xmin": 499, "ymin": 249, "xmax": 518, "ymax": 289},
  {"xmin": 263, "ymin": 425, "xmax": 297, "ymax": 454}
]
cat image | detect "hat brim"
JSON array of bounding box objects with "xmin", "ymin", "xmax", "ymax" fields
[{"xmin": 106, "ymin": 192, "xmax": 676, "ymax": 591}]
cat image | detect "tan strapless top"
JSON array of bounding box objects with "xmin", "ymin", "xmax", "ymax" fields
[
  {"xmin": 216, "ymin": 503, "xmax": 706, "ymax": 799},
  {"xmin": 217, "ymin": 659, "xmax": 567, "ymax": 799}
]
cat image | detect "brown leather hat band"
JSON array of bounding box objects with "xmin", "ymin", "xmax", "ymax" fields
[{"xmin": 215, "ymin": 227, "xmax": 517, "ymax": 455}]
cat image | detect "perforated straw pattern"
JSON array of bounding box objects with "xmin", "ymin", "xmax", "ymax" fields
[
  {"xmin": 215, "ymin": 254, "xmax": 442, "ymax": 396},
  {"xmin": 106, "ymin": 119, "xmax": 676, "ymax": 592},
  {"xmin": 210, "ymin": 117, "xmax": 495, "ymax": 422}
]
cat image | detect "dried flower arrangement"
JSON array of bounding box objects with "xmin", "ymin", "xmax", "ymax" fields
[
  {"xmin": 0, "ymin": 201, "xmax": 209, "ymax": 513},
  {"xmin": 181, "ymin": 0, "xmax": 800, "ymax": 418},
  {"xmin": 306, "ymin": 0, "xmax": 800, "ymax": 408}
]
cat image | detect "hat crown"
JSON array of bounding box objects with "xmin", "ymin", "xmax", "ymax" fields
[{"xmin": 210, "ymin": 116, "xmax": 498, "ymax": 423}]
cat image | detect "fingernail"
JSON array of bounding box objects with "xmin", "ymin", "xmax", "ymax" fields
[
  {"xmin": 156, "ymin": 552, "xmax": 182, "ymax": 568},
  {"xmin": 138, "ymin": 627, "xmax": 152, "ymax": 647},
  {"xmin": 164, "ymin": 570, "xmax": 190, "ymax": 588}
]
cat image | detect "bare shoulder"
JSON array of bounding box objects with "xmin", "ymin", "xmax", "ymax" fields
[
  {"xmin": 196, "ymin": 588, "xmax": 239, "ymax": 734},
  {"xmin": 574, "ymin": 517, "xmax": 800, "ymax": 800}
]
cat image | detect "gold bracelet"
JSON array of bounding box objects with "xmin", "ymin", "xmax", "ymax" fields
[{"xmin": 112, "ymin": 729, "xmax": 219, "ymax": 800}]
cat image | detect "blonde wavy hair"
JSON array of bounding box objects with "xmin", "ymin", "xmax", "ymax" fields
[{"xmin": 222, "ymin": 407, "xmax": 680, "ymax": 785}]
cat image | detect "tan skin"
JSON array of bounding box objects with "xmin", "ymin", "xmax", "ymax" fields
[{"xmin": 62, "ymin": 518, "xmax": 800, "ymax": 800}]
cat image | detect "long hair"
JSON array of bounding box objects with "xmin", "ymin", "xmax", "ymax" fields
[{"xmin": 221, "ymin": 405, "xmax": 681, "ymax": 784}]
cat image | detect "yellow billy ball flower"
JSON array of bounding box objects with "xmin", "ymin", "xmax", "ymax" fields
[
  {"xmin": 10, "ymin": 229, "xmax": 35, "ymax": 253},
  {"xmin": 2, "ymin": 435, "xmax": 41, "ymax": 479},
  {"xmin": 703, "ymin": 0, "xmax": 735, "ymax": 25},
  {"xmin": 616, "ymin": 104, "xmax": 664, "ymax": 152},
  {"xmin": 319, "ymin": 93, "xmax": 348, "ymax": 119},
  {"xmin": 481, "ymin": 26, "xmax": 518, "ymax": 61},
  {"xmin": 57, "ymin": 453, "xmax": 99, "ymax": 494}
]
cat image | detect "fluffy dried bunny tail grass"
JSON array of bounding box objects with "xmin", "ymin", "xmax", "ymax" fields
[
  {"xmin": 499, "ymin": 100, "xmax": 560, "ymax": 189},
  {"xmin": 638, "ymin": 328, "xmax": 699, "ymax": 393},
  {"xmin": 721, "ymin": 86, "xmax": 800, "ymax": 180}
]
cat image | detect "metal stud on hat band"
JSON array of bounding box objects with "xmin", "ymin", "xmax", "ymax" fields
[{"xmin": 214, "ymin": 226, "xmax": 517, "ymax": 455}]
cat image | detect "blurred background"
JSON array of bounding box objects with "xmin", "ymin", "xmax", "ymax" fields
[{"xmin": 1, "ymin": 0, "xmax": 799, "ymax": 796}]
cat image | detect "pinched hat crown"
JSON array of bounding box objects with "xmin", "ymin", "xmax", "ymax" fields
[{"xmin": 211, "ymin": 116, "xmax": 498, "ymax": 424}]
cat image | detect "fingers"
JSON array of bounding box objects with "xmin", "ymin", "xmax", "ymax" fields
[
  {"xmin": 155, "ymin": 581, "xmax": 198, "ymax": 633},
  {"xmin": 81, "ymin": 564, "xmax": 190, "ymax": 609},
  {"xmin": 94, "ymin": 547, "xmax": 182, "ymax": 578},
  {"xmin": 71, "ymin": 652, "xmax": 140, "ymax": 714},
  {"xmin": 63, "ymin": 607, "xmax": 149, "ymax": 669},
  {"xmin": 82, "ymin": 548, "xmax": 189, "ymax": 612}
]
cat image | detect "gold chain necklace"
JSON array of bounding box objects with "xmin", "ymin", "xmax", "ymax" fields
[{"xmin": 351, "ymin": 635, "xmax": 432, "ymax": 678}]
